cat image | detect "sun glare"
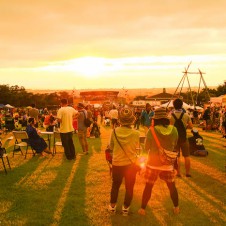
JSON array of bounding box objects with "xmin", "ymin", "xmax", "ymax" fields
[
  {"xmin": 64, "ymin": 57, "xmax": 108, "ymax": 78},
  {"xmin": 36, "ymin": 56, "xmax": 123, "ymax": 77}
]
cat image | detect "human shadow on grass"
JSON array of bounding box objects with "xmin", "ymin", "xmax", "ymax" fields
[
  {"xmin": 177, "ymin": 168, "xmax": 226, "ymax": 224},
  {"xmin": 49, "ymin": 151, "xmax": 91, "ymax": 225},
  {"xmin": 0, "ymin": 134, "xmax": 89, "ymax": 225},
  {"xmin": 88, "ymin": 136, "xmax": 102, "ymax": 154},
  {"xmin": 0, "ymin": 151, "xmax": 56, "ymax": 224}
]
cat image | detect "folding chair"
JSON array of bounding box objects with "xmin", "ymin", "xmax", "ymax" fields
[
  {"xmin": 12, "ymin": 131, "xmax": 35, "ymax": 159},
  {"xmin": 52, "ymin": 131, "xmax": 62, "ymax": 155},
  {"xmin": 0, "ymin": 136, "xmax": 13, "ymax": 174}
]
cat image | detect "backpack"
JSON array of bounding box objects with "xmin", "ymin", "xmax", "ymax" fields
[
  {"xmin": 172, "ymin": 112, "xmax": 187, "ymax": 143},
  {"xmin": 82, "ymin": 111, "xmax": 92, "ymax": 127}
]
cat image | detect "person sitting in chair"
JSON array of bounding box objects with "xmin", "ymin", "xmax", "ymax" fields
[{"xmin": 26, "ymin": 118, "xmax": 51, "ymax": 156}]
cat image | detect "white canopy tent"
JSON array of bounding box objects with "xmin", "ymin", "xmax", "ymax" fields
[
  {"xmin": 160, "ymin": 100, "xmax": 191, "ymax": 109},
  {"xmin": 188, "ymin": 105, "xmax": 203, "ymax": 111},
  {"xmin": 93, "ymin": 104, "xmax": 102, "ymax": 108},
  {"xmin": 5, "ymin": 104, "xmax": 14, "ymax": 108}
]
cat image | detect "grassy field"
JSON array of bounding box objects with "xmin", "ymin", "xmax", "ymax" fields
[{"xmin": 0, "ymin": 125, "xmax": 225, "ymax": 226}]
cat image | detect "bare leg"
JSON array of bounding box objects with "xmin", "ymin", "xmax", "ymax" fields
[
  {"xmin": 177, "ymin": 157, "xmax": 181, "ymax": 176},
  {"xmin": 185, "ymin": 156, "xmax": 191, "ymax": 176}
]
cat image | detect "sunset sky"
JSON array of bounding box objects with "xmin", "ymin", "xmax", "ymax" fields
[{"xmin": 0, "ymin": 0, "xmax": 225, "ymax": 90}]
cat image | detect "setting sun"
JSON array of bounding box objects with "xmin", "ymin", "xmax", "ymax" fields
[
  {"xmin": 64, "ymin": 57, "xmax": 108, "ymax": 78},
  {"xmin": 0, "ymin": 1, "xmax": 225, "ymax": 90}
]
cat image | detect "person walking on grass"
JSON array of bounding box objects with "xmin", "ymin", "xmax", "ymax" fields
[
  {"xmin": 57, "ymin": 99, "xmax": 78, "ymax": 160},
  {"xmin": 109, "ymin": 105, "xmax": 119, "ymax": 129},
  {"xmin": 170, "ymin": 98, "xmax": 193, "ymax": 177},
  {"xmin": 138, "ymin": 107, "xmax": 179, "ymax": 216},
  {"xmin": 77, "ymin": 103, "xmax": 89, "ymax": 155},
  {"xmin": 108, "ymin": 107, "xmax": 140, "ymax": 216},
  {"xmin": 141, "ymin": 103, "xmax": 154, "ymax": 134}
]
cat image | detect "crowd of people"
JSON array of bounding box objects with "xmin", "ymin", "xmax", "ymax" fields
[
  {"xmin": 106, "ymin": 100, "xmax": 225, "ymax": 216},
  {"xmin": 0, "ymin": 98, "xmax": 225, "ymax": 217}
]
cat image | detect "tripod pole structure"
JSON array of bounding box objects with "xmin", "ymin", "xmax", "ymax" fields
[
  {"xmin": 167, "ymin": 62, "xmax": 192, "ymax": 108},
  {"xmin": 198, "ymin": 69, "xmax": 211, "ymax": 101},
  {"xmin": 196, "ymin": 74, "xmax": 202, "ymax": 106},
  {"xmin": 186, "ymin": 72, "xmax": 195, "ymax": 106},
  {"xmin": 167, "ymin": 73, "xmax": 185, "ymax": 108}
]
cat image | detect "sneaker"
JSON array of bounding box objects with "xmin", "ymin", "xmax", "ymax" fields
[
  {"xmin": 108, "ymin": 205, "xmax": 116, "ymax": 214},
  {"xmin": 122, "ymin": 205, "xmax": 130, "ymax": 216}
]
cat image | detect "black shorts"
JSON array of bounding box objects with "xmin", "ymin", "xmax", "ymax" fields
[{"xmin": 175, "ymin": 139, "xmax": 190, "ymax": 157}]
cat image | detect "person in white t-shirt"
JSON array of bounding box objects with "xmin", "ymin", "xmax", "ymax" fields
[
  {"xmin": 57, "ymin": 99, "xmax": 78, "ymax": 160},
  {"xmin": 109, "ymin": 105, "xmax": 119, "ymax": 128}
]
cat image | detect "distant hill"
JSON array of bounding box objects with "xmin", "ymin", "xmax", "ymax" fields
[
  {"xmin": 27, "ymin": 86, "xmax": 217, "ymax": 98},
  {"xmin": 27, "ymin": 88, "xmax": 172, "ymax": 97}
]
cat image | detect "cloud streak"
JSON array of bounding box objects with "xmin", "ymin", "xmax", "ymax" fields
[{"xmin": 0, "ymin": 0, "xmax": 225, "ymax": 89}]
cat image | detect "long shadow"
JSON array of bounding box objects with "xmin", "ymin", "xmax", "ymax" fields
[
  {"xmin": 0, "ymin": 131, "xmax": 95, "ymax": 225},
  {"xmin": 0, "ymin": 139, "xmax": 79, "ymax": 225},
  {"xmin": 0, "ymin": 151, "xmax": 56, "ymax": 224},
  {"xmin": 51, "ymin": 137, "xmax": 91, "ymax": 225},
  {"xmin": 89, "ymin": 136, "xmax": 102, "ymax": 154}
]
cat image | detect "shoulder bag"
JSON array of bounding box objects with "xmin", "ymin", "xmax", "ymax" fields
[
  {"xmin": 150, "ymin": 127, "xmax": 178, "ymax": 165},
  {"xmin": 113, "ymin": 129, "xmax": 145, "ymax": 171}
]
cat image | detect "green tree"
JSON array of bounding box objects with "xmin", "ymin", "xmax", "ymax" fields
[
  {"xmin": 0, "ymin": 85, "xmax": 11, "ymax": 104},
  {"xmin": 216, "ymin": 83, "xmax": 226, "ymax": 96},
  {"xmin": 44, "ymin": 93, "xmax": 60, "ymax": 106},
  {"xmin": 58, "ymin": 91, "xmax": 73, "ymax": 104}
]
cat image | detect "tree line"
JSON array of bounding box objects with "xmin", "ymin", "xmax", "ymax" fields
[
  {"xmin": 0, "ymin": 83, "xmax": 225, "ymax": 108},
  {"xmin": 0, "ymin": 85, "xmax": 73, "ymax": 108}
]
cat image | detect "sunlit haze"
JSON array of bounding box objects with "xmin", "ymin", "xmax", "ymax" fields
[{"xmin": 0, "ymin": 1, "xmax": 225, "ymax": 90}]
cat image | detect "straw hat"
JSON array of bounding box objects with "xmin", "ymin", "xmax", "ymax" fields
[
  {"xmin": 153, "ymin": 107, "xmax": 169, "ymax": 119},
  {"xmin": 118, "ymin": 108, "xmax": 135, "ymax": 125}
]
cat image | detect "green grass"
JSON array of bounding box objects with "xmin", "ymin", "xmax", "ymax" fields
[{"xmin": 0, "ymin": 126, "xmax": 225, "ymax": 226}]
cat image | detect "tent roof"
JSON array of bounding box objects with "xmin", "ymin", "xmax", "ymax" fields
[
  {"xmin": 188, "ymin": 105, "xmax": 203, "ymax": 110},
  {"xmin": 5, "ymin": 104, "xmax": 14, "ymax": 108},
  {"xmin": 160, "ymin": 100, "xmax": 191, "ymax": 109}
]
